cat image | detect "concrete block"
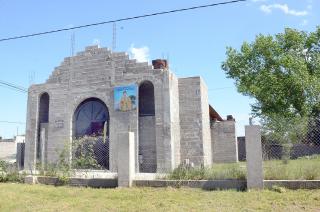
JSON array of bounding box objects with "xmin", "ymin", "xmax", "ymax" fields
[
  {"xmin": 117, "ymin": 132, "xmax": 135, "ymax": 187},
  {"xmin": 245, "ymin": 125, "xmax": 264, "ymax": 189},
  {"xmin": 24, "ymin": 175, "xmax": 38, "ymax": 184}
]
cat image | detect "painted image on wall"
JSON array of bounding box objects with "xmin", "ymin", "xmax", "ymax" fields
[{"xmin": 114, "ymin": 84, "xmax": 137, "ymax": 112}]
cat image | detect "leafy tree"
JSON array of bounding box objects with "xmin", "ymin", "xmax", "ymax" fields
[{"xmin": 222, "ymin": 27, "xmax": 320, "ymax": 144}]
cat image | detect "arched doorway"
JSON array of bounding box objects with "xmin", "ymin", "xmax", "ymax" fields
[
  {"xmin": 73, "ymin": 98, "xmax": 109, "ymax": 169},
  {"xmin": 37, "ymin": 92, "xmax": 49, "ymax": 162},
  {"xmin": 139, "ymin": 81, "xmax": 157, "ymax": 173}
]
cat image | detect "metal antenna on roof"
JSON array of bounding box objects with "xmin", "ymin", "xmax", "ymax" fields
[
  {"xmin": 112, "ymin": 23, "xmax": 116, "ymax": 51},
  {"xmin": 28, "ymin": 71, "xmax": 35, "ymax": 85},
  {"xmin": 70, "ymin": 31, "xmax": 75, "ymax": 57}
]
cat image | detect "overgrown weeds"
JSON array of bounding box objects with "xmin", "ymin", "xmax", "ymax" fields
[
  {"xmin": 167, "ymin": 163, "xmax": 246, "ymax": 180},
  {"xmin": 264, "ymin": 154, "xmax": 320, "ymax": 180},
  {"xmin": 0, "ymin": 160, "xmax": 25, "ymax": 183}
]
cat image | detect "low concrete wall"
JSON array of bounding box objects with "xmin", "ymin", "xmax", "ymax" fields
[
  {"xmin": 25, "ymin": 176, "xmax": 320, "ymax": 190},
  {"xmin": 264, "ymin": 180, "xmax": 320, "ymax": 190},
  {"xmin": 28, "ymin": 176, "xmax": 118, "ymax": 188}
]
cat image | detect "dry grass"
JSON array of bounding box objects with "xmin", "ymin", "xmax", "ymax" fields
[
  {"xmin": 0, "ymin": 183, "xmax": 320, "ymax": 211},
  {"xmin": 264, "ymin": 155, "xmax": 320, "ymax": 180},
  {"xmin": 167, "ymin": 155, "xmax": 320, "ymax": 180}
]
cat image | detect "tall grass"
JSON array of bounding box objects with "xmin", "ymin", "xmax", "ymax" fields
[
  {"xmin": 264, "ymin": 155, "xmax": 320, "ymax": 180},
  {"xmin": 167, "ymin": 163, "xmax": 246, "ymax": 180},
  {"xmin": 0, "ymin": 160, "xmax": 24, "ymax": 183},
  {"xmin": 167, "ymin": 155, "xmax": 320, "ymax": 180}
]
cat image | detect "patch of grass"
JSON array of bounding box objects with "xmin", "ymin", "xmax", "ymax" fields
[
  {"xmin": 270, "ymin": 185, "xmax": 286, "ymax": 193},
  {"xmin": 0, "ymin": 184, "xmax": 319, "ymax": 211}
]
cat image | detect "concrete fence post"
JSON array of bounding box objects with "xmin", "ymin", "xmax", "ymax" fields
[
  {"xmin": 40, "ymin": 123, "xmax": 48, "ymax": 170},
  {"xmin": 245, "ymin": 125, "xmax": 264, "ymax": 189},
  {"xmin": 117, "ymin": 132, "xmax": 135, "ymax": 187}
]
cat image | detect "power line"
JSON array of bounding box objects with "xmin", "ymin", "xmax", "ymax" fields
[
  {"xmin": 0, "ymin": 0, "xmax": 246, "ymax": 42},
  {"xmin": 0, "ymin": 121, "xmax": 25, "ymax": 125},
  {"xmin": 0, "ymin": 80, "xmax": 27, "ymax": 93}
]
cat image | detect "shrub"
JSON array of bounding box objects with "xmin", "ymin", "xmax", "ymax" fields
[
  {"xmin": 71, "ymin": 135, "xmax": 103, "ymax": 169},
  {"xmin": 0, "ymin": 160, "xmax": 25, "ymax": 183}
]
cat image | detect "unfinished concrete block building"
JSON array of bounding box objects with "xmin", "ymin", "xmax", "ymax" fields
[{"xmin": 24, "ymin": 45, "xmax": 237, "ymax": 173}]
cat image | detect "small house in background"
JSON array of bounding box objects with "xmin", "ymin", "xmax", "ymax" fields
[
  {"xmin": 24, "ymin": 45, "xmax": 238, "ymax": 174},
  {"xmin": 0, "ymin": 135, "xmax": 25, "ymax": 167}
]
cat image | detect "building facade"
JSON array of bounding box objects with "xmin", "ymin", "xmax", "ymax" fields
[{"xmin": 24, "ymin": 45, "xmax": 237, "ymax": 173}]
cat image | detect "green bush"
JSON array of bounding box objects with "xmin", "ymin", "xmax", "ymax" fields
[
  {"xmin": 0, "ymin": 160, "xmax": 25, "ymax": 183},
  {"xmin": 0, "ymin": 160, "xmax": 9, "ymax": 172},
  {"xmin": 71, "ymin": 135, "xmax": 102, "ymax": 169}
]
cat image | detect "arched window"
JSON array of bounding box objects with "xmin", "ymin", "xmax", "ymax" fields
[
  {"xmin": 39, "ymin": 93, "xmax": 49, "ymax": 123},
  {"xmin": 139, "ymin": 81, "xmax": 155, "ymax": 116},
  {"xmin": 73, "ymin": 98, "xmax": 109, "ymax": 169},
  {"xmin": 74, "ymin": 98, "xmax": 109, "ymax": 138}
]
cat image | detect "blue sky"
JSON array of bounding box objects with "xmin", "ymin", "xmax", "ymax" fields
[{"xmin": 0, "ymin": 0, "xmax": 318, "ymax": 138}]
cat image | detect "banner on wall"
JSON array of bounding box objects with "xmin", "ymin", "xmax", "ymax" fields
[{"xmin": 114, "ymin": 84, "xmax": 137, "ymax": 112}]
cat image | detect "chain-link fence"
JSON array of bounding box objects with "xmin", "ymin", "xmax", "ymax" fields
[
  {"xmin": 262, "ymin": 117, "xmax": 320, "ymax": 180},
  {"xmin": 138, "ymin": 154, "xmax": 157, "ymax": 173},
  {"xmin": 72, "ymin": 135, "xmax": 109, "ymax": 170}
]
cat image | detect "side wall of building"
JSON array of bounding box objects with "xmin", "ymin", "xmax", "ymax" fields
[
  {"xmin": 178, "ymin": 77, "xmax": 212, "ymax": 166},
  {"xmin": 24, "ymin": 87, "xmax": 40, "ymax": 171},
  {"xmin": 0, "ymin": 142, "xmax": 16, "ymax": 162},
  {"xmin": 211, "ymin": 120, "xmax": 238, "ymax": 163}
]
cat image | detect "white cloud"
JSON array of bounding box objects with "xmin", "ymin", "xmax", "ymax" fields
[
  {"xmin": 129, "ymin": 44, "xmax": 149, "ymax": 63},
  {"xmin": 260, "ymin": 4, "xmax": 308, "ymax": 16}
]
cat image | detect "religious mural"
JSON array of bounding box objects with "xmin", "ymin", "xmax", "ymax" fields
[{"xmin": 114, "ymin": 84, "xmax": 137, "ymax": 112}]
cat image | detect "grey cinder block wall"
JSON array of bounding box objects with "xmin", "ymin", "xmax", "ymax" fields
[
  {"xmin": 211, "ymin": 119, "xmax": 238, "ymax": 163},
  {"xmin": 178, "ymin": 77, "xmax": 212, "ymax": 166},
  {"xmin": 24, "ymin": 45, "xmax": 237, "ymax": 173}
]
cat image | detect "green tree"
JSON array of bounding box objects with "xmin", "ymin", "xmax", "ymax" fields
[{"xmin": 222, "ymin": 27, "xmax": 320, "ymax": 144}]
